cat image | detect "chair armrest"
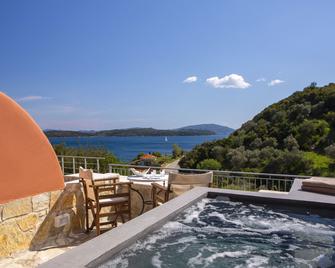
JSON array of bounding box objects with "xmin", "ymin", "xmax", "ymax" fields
[
  {"xmin": 151, "ymin": 182, "xmax": 167, "ymax": 191},
  {"xmin": 90, "ymin": 182, "xmax": 133, "ymax": 189},
  {"xmin": 79, "ymin": 177, "xmax": 118, "ymax": 185},
  {"xmin": 92, "ymin": 177, "xmax": 118, "ymax": 182},
  {"xmin": 110, "ymin": 182, "xmax": 133, "ymax": 186}
]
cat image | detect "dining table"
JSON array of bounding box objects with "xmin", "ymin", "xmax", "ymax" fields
[{"xmin": 119, "ymin": 174, "xmax": 168, "ymax": 216}]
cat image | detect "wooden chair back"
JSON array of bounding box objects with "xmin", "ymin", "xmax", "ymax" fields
[
  {"xmin": 79, "ymin": 167, "xmax": 95, "ymax": 200},
  {"xmin": 167, "ymin": 171, "xmax": 213, "ymax": 199},
  {"xmin": 168, "ymin": 171, "xmax": 213, "ymax": 186},
  {"xmin": 79, "ymin": 166, "xmax": 132, "ymax": 235}
]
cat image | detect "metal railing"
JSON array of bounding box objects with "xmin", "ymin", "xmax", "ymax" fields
[
  {"xmin": 57, "ymin": 155, "xmax": 105, "ymax": 174},
  {"xmin": 109, "ymin": 163, "xmax": 310, "ymax": 192}
]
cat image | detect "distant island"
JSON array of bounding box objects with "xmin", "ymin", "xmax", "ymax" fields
[{"xmin": 44, "ymin": 124, "xmax": 234, "ymax": 137}]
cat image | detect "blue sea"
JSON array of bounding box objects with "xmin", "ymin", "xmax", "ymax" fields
[{"xmin": 49, "ymin": 135, "xmax": 226, "ymax": 162}]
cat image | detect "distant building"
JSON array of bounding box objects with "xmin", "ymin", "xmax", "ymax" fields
[{"xmin": 133, "ymin": 154, "xmax": 158, "ymax": 166}]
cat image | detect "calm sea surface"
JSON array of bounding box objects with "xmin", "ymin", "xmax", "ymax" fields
[{"xmin": 49, "ymin": 135, "xmax": 226, "ymax": 162}]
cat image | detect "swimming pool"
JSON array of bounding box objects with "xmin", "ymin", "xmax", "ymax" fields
[
  {"xmin": 42, "ymin": 187, "xmax": 335, "ymax": 268},
  {"xmin": 100, "ymin": 198, "xmax": 335, "ymax": 268}
]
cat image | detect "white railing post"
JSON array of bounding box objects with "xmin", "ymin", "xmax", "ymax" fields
[
  {"xmin": 84, "ymin": 158, "xmax": 87, "ymax": 169},
  {"xmin": 61, "ymin": 157, "xmax": 65, "ymax": 174},
  {"xmin": 96, "ymin": 159, "xmax": 100, "ymax": 173},
  {"xmin": 72, "ymin": 157, "xmax": 76, "ymax": 174}
]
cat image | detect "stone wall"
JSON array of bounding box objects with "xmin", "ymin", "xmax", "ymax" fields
[{"xmin": 0, "ymin": 182, "xmax": 85, "ymax": 258}]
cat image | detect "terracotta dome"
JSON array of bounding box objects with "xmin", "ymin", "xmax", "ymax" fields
[{"xmin": 0, "ymin": 92, "xmax": 64, "ymax": 204}]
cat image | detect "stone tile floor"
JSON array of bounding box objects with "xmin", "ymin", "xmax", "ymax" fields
[{"xmin": 0, "ymin": 232, "xmax": 96, "ymax": 268}]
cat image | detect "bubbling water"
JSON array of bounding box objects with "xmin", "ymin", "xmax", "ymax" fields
[{"xmin": 100, "ymin": 198, "xmax": 335, "ymax": 268}]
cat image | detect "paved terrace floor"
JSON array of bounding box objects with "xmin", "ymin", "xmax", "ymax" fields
[{"xmin": 0, "ymin": 232, "xmax": 96, "ymax": 268}]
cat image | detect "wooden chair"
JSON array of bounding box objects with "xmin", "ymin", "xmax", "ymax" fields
[
  {"xmin": 79, "ymin": 167, "xmax": 132, "ymax": 235},
  {"xmin": 152, "ymin": 172, "xmax": 213, "ymax": 207}
]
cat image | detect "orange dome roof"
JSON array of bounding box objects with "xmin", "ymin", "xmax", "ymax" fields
[{"xmin": 0, "ymin": 92, "xmax": 64, "ymax": 204}]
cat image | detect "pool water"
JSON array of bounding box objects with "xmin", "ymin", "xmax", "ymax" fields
[{"xmin": 100, "ymin": 198, "xmax": 335, "ymax": 268}]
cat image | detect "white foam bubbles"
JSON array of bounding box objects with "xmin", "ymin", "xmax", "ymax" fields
[
  {"xmin": 188, "ymin": 249, "xmax": 251, "ymax": 268},
  {"xmin": 238, "ymin": 256, "xmax": 269, "ymax": 268},
  {"xmin": 151, "ymin": 252, "xmax": 162, "ymax": 268}
]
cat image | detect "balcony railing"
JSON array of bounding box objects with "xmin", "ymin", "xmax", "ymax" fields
[
  {"xmin": 109, "ymin": 163, "xmax": 310, "ymax": 192},
  {"xmin": 57, "ymin": 155, "xmax": 105, "ymax": 174}
]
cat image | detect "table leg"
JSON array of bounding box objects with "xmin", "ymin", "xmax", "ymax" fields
[{"xmin": 130, "ymin": 187, "xmax": 145, "ymax": 215}]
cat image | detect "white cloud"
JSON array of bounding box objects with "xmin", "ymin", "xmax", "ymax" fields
[
  {"xmin": 17, "ymin": 95, "xmax": 51, "ymax": 103},
  {"xmin": 256, "ymin": 77, "xmax": 266, "ymax": 82},
  {"xmin": 183, "ymin": 76, "xmax": 198, "ymax": 83},
  {"xmin": 268, "ymin": 79, "xmax": 285, "ymax": 86},
  {"xmin": 206, "ymin": 74, "xmax": 251, "ymax": 89}
]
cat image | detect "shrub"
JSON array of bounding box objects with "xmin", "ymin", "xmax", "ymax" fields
[
  {"xmin": 172, "ymin": 144, "xmax": 183, "ymax": 158},
  {"xmin": 197, "ymin": 159, "xmax": 222, "ymax": 170},
  {"xmin": 303, "ymin": 152, "xmax": 333, "ymax": 176},
  {"xmin": 152, "ymin": 151, "xmax": 162, "ymax": 157},
  {"xmin": 325, "ymin": 144, "xmax": 335, "ymax": 158}
]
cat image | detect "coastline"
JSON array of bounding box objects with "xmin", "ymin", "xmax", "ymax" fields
[{"xmin": 49, "ymin": 135, "xmax": 227, "ymax": 162}]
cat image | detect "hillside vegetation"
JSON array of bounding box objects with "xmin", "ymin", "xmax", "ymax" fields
[
  {"xmin": 180, "ymin": 83, "xmax": 335, "ymax": 176},
  {"xmin": 178, "ymin": 124, "xmax": 234, "ymax": 135}
]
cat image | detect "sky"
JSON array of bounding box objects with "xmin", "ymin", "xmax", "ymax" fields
[{"xmin": 1, "ymin": 1, "xmax": 335, "ymax": 130}]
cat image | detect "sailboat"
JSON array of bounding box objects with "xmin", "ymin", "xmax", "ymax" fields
[{"xmin": 164, "ymin": 136, "xmax": 168, "ymax": 142}]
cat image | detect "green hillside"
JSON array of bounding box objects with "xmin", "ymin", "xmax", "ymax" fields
[
  {"xmin": 180, "ymin": 83, "xmax": 335, "ymax": 176},
  {"xmin": 178, "ymin": 124, "xmax": 234, "ymax": 135}
]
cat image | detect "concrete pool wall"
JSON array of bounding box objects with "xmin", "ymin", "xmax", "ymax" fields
[{"xmin": 41, "ymin": 184, "xmax": 335, "ymax": 268}]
